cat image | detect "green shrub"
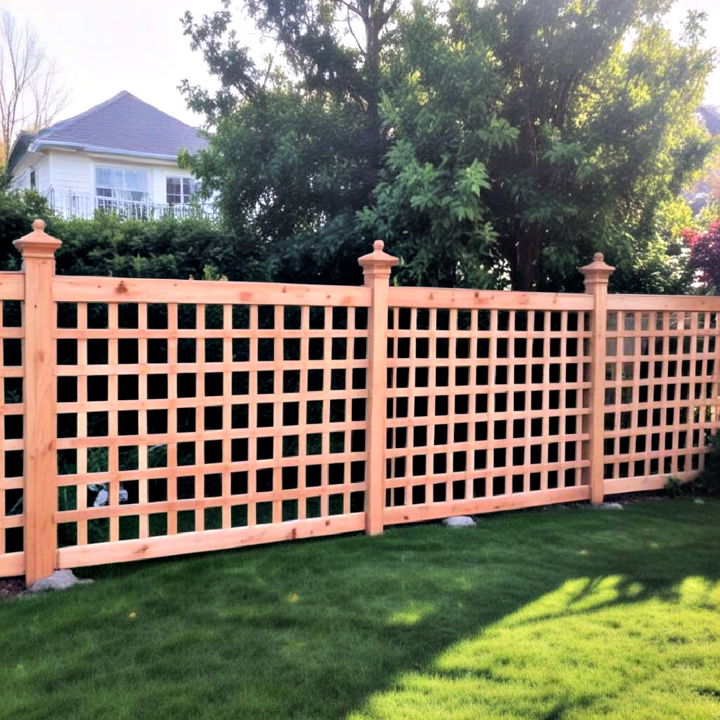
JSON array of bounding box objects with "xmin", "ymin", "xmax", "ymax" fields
[
  {"xmin": 0, "ymin": 190, "xmax": 54, "ymax": 270},
  {"xmin": 694, "ymin": 432, "xmax": 720, "ymax": 495},
  {"xmin": 0, "ymin": 190, "xmax": 274, "ymax": 282},
  {"xmin": 666, "ymin": 433, "xmax": 720, "ymax": 498},
  {"xmin": 664, "ymin": 476, "xmax": 684, "ymax": 498}
]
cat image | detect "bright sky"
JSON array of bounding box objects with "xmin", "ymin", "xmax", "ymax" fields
[{"xmin": 2, "ymin": 0, "xmax": 720, "ymax": 129}]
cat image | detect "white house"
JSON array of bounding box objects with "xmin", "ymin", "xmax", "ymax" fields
[{"xmin": 8, "ymin": 91, "xmax": 209, "ymax": 220}]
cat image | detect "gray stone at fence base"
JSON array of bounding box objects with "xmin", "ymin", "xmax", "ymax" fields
[
  {"xmin": 694, "ymin": 498, "xmax": 705, "ymax": 504},
  {"xmin": 442, "ymin": 516, "xmax": 477, "ymax": 528},
  {"xmin": 594, "ymin": 502, "xmax": 623, "ymax": 511},
  {"xmin": 28, "ymin": 569, "xmax": 93, "ymax": 593}
]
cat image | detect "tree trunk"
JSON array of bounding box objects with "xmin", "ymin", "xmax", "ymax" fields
[
  {"xmin": 361, "ymin": 0, "xmax": 384, "ymax": 193},
  {"xmin": 507, "ymin": 226, "xmax": 542, "ymax": 290}
]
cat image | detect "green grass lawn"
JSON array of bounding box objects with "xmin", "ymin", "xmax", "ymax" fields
[{"xmin": 1, "ymin": 498, "xmax": 719, "ymax": 720}]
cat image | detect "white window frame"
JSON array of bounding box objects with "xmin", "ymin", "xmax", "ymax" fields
[
  {"xmin": 166, "ymin": 175, "xmax": 198, "ymax": 205},
  {"xmin": 94, "ymin": 166, "xmax": 150, "ymax": 204}
]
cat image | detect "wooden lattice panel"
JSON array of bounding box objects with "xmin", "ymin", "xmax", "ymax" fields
[
  {"xmin": 0, "ymin": 286, "xmax": 24, "ymax": 576},
  {"xmin": 9, "ymin": 229, "xmax": 720, "ymax": 582},
  {"xmin": 383, "ymin": 291, "xmax": 594, "ymax": 524},
  {"xmin": 603, "ymin": 306, "xmax": 720, "ymax": 494},
  {"xmin": 52, "ymin": 279, "xmax": 370, "ymax": 567}
]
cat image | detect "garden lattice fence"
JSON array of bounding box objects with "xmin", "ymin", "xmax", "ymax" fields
[{"xmin": 2, "ymin": 221, "xmax": 719, "ymax": 584}]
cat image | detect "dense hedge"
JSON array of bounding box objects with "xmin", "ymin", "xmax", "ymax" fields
[
  {"xmin": 0, "ymin": 190, "xmax": 272, "ymax": 282},
  {"xmin": 0, "ymin": 190, "xmax": 55, "ymax": 270}
]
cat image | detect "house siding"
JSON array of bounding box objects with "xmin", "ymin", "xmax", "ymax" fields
[
  {"xmin": 10, "ymin": 155, "xmax": 51, "ymax": 194},
  {"xmin": 10, "ymin": 167, "xmax": 29, "ymax": 190},
  {"xmin": 18, "ymin": 150, "xmax": 199, "ymax": 218},
  {"xmin": 48, "ymin": 151, "xmax": 94, "ymax": 198}
]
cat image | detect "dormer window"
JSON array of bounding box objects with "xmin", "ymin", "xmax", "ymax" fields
[{"xmin": 166, "ymin": 176, "xmax": 198, "ymax": 205}]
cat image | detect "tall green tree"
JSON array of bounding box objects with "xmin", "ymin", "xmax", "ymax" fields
[
  {"xmin": 365, "ymin": 0, "xmax": 715, "ymax": 290},
  {"xmin": 357, "ymin": 3, "xmax": 512, "ymax": 287},
  {"xmin": 180, "ymin": 0, "xmax": 399, "ymax": 283},
  {"xmin": 182, "ymin": 0, "xmax": 716, "ymax": 291}
]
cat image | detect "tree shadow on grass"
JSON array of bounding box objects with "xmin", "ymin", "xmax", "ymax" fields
[{"xmin": 1, "ymin": 500, "xmax": 719, "ymax": 720}]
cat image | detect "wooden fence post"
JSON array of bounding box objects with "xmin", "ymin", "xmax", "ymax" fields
[
  {"xmin": 359, "ymin": 240, "xmax": 398, "ymax": 535},
  {"xmin": 14, "ymin": 219, "xmax": 62, "ymax": 585},
  {"xmin": 579, "ymin": 253, "xmax": 615, "ymax": 505}
]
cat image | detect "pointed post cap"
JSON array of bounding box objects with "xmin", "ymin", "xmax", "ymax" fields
[
  {"xmin": 13, "ymin": 219, "xmax": 62, "ymax": 260},
  {"xmin": 579, "ymin": 252, "xmax": 614, "ymax": 286},
  {"xmin": 358, "ymin": 240, "xmax": 398, "ymax": 279}
]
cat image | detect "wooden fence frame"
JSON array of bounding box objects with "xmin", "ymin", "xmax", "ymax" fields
[{"xmin": 2, "ymin": 221, "xmax": 719, "ymax": 585}]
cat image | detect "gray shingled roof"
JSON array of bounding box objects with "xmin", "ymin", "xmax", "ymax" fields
[
  {"xmin": 7, "ymin": 131, "xmax": 34, "ymax": 171},
  {"xmin": 28, "ymin": 91, "xmax": 207, "ymax": 159}
]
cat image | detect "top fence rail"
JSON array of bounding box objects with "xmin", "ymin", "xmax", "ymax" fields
[
  {"xmin": 53, "ymin": 275, "xmax": 373, "ymax": 307},
  {"xmin": 388, "ymin": 286, "xmax": 594, "ymax": 311}
]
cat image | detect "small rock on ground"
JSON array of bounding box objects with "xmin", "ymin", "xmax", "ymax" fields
[
  {"xmin": 28, "ymin": 569, "xmax": 93, "ymax": 593},
  {"xmin": 594, "ymin": 502, "xmax": 623, "ymax": 511},
  {"xmin": 442, "ymin": 515, "xmax": 476, "ymax": 527}
]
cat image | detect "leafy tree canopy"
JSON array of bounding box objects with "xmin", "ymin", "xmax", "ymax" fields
[{"xmin": 181, "ymin": 0, "xmax": 716, "ymax": 291}]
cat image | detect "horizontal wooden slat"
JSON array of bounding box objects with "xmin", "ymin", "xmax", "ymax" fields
[
  {"xmin": 0, "ymin": 514, "xmax": 24, "ymax": 528},
  {"xmin": 0, "ymin": 551, "xmax": 24, "ymax": 577},
  {"xmin": 386, "ymin": 382, "xmax": 591, "ymax": 398},
  {"xmin": 55, "ymin": 360, "xmax": 368, "ymax": 376},
  {"xmin": 54, "ymin": 275, "xmax": 372, "ymax": 307},
  {"xmin": 55, "ymin": 328, "xmax": 369, "ymax": 339},
  {"xmin": 389, "ymin": 286, "xmax": 594, "ymax": 311},
  {"xmin": 386, "ymin": 410, "xmax": 590, "ymax": 429},
  {"xmin": 55, "ymin": 483, "xmax": 367, "ymax": 522},
  {"xmin": 387, "ymin": 329, "xmax": 591, "ymax": 339},
  {"xmin": 55, "ymin": 450, "xmax": 368, "ymax": 485},
  {"xmin": 385, "ymin": 434, "xmax": 589, "ymax": 457},
  {"xmin": 0, "ymin": 439, "xmax": 24, "ymax": 451},
  {"xmin": 385, "ymin": 457, "xmax": 589, "ymax": 483},
  {"xmin": 384, "ymin": 485, "xmax": 591, "ymax": 525},
  {"xmin": 0, "ymin": 272, "xmax": 24, "ymax": 300},
  {"xmin": 57, "ymin": 513, "xmax": 365, "ymax": 568},
  {"xmin": 0, "ymin": 477, "xmax": 24, "ymax": 490},
  {"xmin": 55, "ymin": 421, "xmax": 367, "ymax": 449},
  {"xmin": 608, "ymin": 294, "xmax": 720, "ymax": 312},
  {"xmin": 56, "ymin": 390, "xmax": 368, "ymax": 412},
  {"xmin": 603, "ymin": 472, "xmax": 698, "ymax": 495}
]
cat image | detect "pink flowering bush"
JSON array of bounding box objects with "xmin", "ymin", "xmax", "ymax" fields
[{"xmin": 686, "ymin": 221, "xmax": 720, "ymax": 290}]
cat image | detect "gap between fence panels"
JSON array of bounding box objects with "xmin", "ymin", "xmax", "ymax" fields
[{"xmin": 1, "ymin": 222, "xmax": 719, "ymax": 584}]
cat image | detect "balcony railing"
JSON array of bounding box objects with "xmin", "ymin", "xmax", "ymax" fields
[{"xmin": 45, "ymin": 188, "xmax": 215, "ymax": 221}]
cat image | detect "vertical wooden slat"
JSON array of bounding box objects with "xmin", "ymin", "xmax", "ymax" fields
[
  {"xmin": 579, "ymin": 253, "xmax": 615, "ymax": 505},
  {"xmin": 13, "ymin": 220, "xmax": 62, "ymax": 585},
  {"xmin": 358, "ymin": 241, "xmax": 397, "ymax": 536}
]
